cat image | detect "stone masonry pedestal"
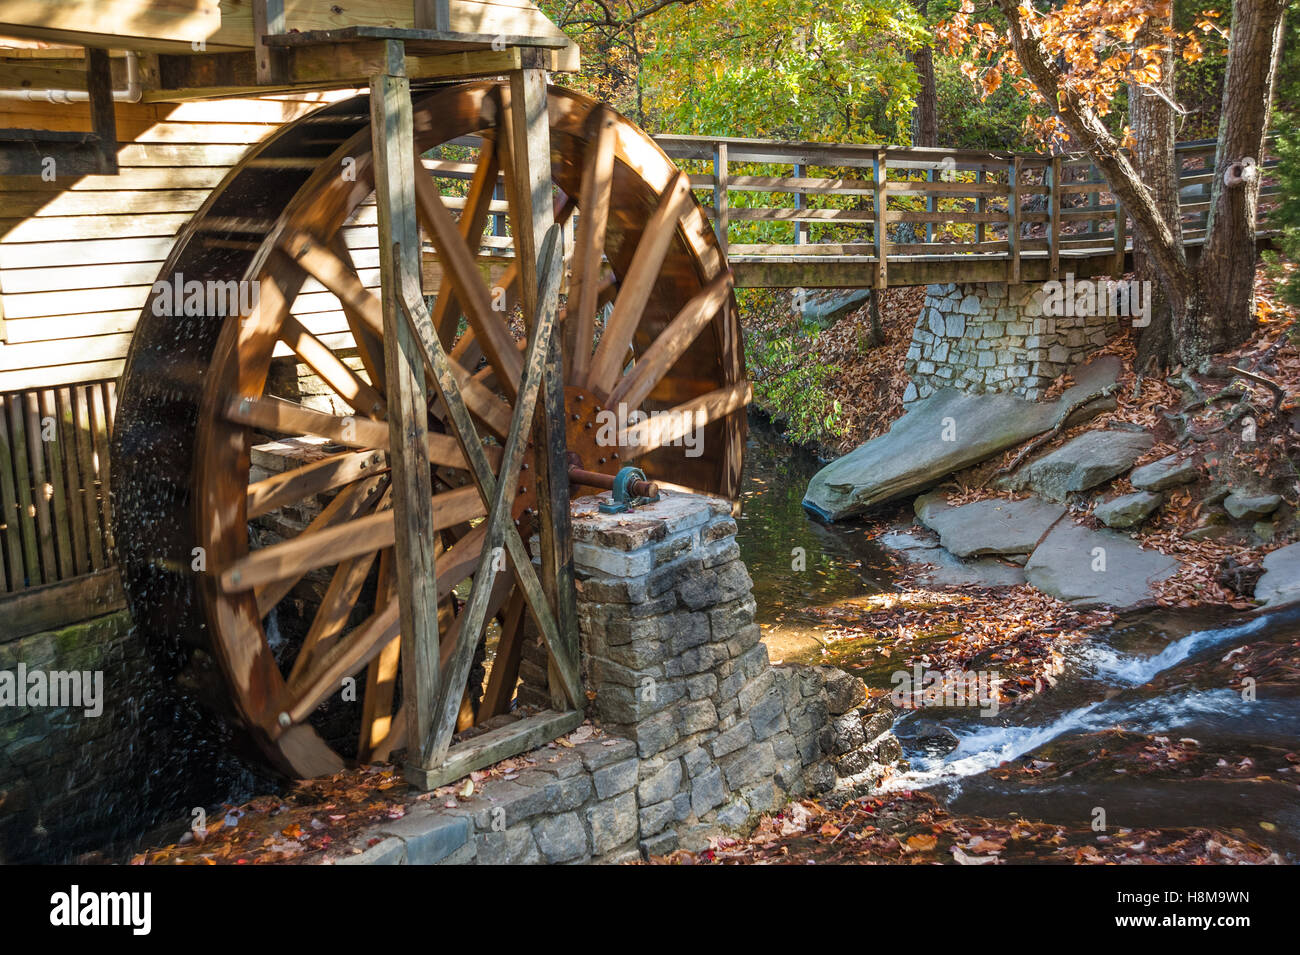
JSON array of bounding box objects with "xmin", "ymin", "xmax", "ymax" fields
[{"xmin": 517, "ymin": 491, "xmax": 901, "ymax": 856}]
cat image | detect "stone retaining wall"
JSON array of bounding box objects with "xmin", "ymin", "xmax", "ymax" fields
[
  {"xmin": 904, "ymin": 280, "xmax": 1121, "ymax": 406},
  {"xmin": 0, "ymin": 610, "xmax": 149, "ymax": 862},
  {"xmin": 337, "ymin": 492, "xmax": 899, "ymax": 864}
]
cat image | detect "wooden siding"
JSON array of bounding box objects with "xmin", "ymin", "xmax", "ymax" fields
[{"xmin": 0, "ymin": 90, "xmax": 358, "ymax": 392}]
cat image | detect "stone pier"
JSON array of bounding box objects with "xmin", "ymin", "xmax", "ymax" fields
[
  {"xmin": 904, "ymin": 280, "xmax": 1122, "ymax": 406},
  {"xmin": 338, "ymin": 491, "xmax": 899, "ymax": 864}
]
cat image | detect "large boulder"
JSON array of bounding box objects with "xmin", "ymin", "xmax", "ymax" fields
[
  {"xmin": 999, "ymin": 430, "xmax": 1153, "ymax": 502},
  {"xmin": 1254, "ymin": 542, "xmax": 1300, "ymax": 608},
  {"xmin": 803, "ymin": 356, "xmax": 1121, "ymax": 521},
  {"xmin": 1024, "ymin": 521, "xmax": 1179, "ymax": 610},
  {"xmin": 914, "ymin": 493, "xmax": 1064, "ymax": 557}
]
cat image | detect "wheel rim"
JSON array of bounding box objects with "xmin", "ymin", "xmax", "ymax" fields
[{"xmin": 123, "ymin": 81, "xmax": 747, "ymax": 777}]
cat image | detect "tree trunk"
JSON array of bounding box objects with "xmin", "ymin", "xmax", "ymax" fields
[
  {"xmin": 911, "ymin": 0, "xmax": 938, "ymax": 147},
  {"xmin": 1129, "ymin": 13, "xmax": 1181, "ymax": 372},
  {"xmin": 1182, "ymin": 0, "xmax": 1288, "ymax": 363},
  {"xmin": 992, "ymin": 0, "xmax": 1192, "ymax": 297},
  {"xmin": 867, "ymin": 288, "xmax": 885, "ymax": 347}
]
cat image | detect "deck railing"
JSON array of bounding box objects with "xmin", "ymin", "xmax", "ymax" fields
[{"xmin": 653, "ymin": 135, "xmax": 1278, "ymax": 287}]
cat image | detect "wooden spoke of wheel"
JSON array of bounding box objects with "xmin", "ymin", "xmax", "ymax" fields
[
  {"xmin": 279, "ymin": 312, "xmax": 386, "ymax": 419},
  {"xmin": 586, "ymin": 171, "xmax": 694, "ymax": 396},
  {"xmin": 413, "ymin": 161, "xmax": 523, "ymax": 401},
  {"xmin": 247, "ymin": 448, "xmax": 386, "ymax": 519},
  {"xmin": 480, "ymin": 585, "xmax": 527, "ymax": 718},
  {"xmin": 225, "ymin": 394, "xmax": 500, "ymax": 472},
  {"xmin": 287, "ymin": 547, "xmax": 381, "ymax": 685},
  {"xmin": 255, "ymin": 474, "xmax": 388, "ymax": 617},
  {"xmin": 236, "ymin": 267, "xmax": 300, "ymax": 397},
  {"xmin": 359, "ymin": 548, "xmax": 400, "ymax": 762},
  {"xmin": 276, "ymin": 525, "xmax": 488, "ymax": 735},
  {"xmin": 331, "ymin": 234, "xmax": 387, "ymax": 387},
  {"xmin": 606, "ymin": 269, "xmax": 734, "ymax": 412},
  {"xmin": 429, "ymin": 135, "xmax": 501, "ymax": 348},
  {"xmin": 443, "ymin": 566, "xmax": 516, "ymax": 732},
  {"xmin": 617, "ymin": 381, "xmax": 753, "ymax": 461},
  {"xmin": 446, "ymin": 194, "xmax": 576, "ymax": 370},
  {"xmin": 283, "ymin": 231, "xmax": 512, "ymax": 440},
  {"xmin": 223, "ymin": 482, "xmax": 484, "ymax": 595},
  {"xmin": 566, "ymin": 106, "xmax": 616, "ymax": 381}
]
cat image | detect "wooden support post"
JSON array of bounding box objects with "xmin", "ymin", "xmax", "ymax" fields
[
  {"xmin": 414, "ymin": 0, "xmax": 451, "ymax": 30},
  {"xmin": 369, "ymin": 41, "xmax": 442, "ymax": 778},
  {"xmin": 1008, "ymin": 156, "xmax": 1022, "ymax": 283},
  {"xmin": 1113, "ymin": 200, "xmax": 1127, "ymax": 276},
  {"xmin": 1047, "ymin": 154, "xmax": 1061, "ymax": 282},
  {"xmin": 925, "ymin": 166, "xmax": 936, "ymax": 244},
  {"xmin": 505, "ymin": 67, "xmax": 581, "ymax": 714},
  {"xmin": 1088, "ymin": 162, "xmax": 1100, "ymax": 238},
  {"xmin": 793, "ymin": 162, "xmax": 806, "ymax": 246},
  {"xmin": 252, "ymin": 0, "xmax": 288, "ymax": 85},
  {"xmin": 975, "ymin": 167, "xmax": 987, "ymax": 245},
  {"xmin": 84, "ymin": 48, "xmax": 117, "ymax": 175},
  {"xmin": 712, "ymin": 142, "xmax": 729, "ymax": 256},
  {"xmin": 872, "ymin": 149, "xmax": 888, "ymax": 290}
]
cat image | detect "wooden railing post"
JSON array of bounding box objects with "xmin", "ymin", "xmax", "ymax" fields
[
  {"xmin": 370, "ymin": 39, "xmax": 442, "ymax": 773},
  {"xmin": 712, "ymin": 142, "xmax": 729, "ymax": 255},
  {"xmin": 925, "ymin": 166, "xmax": 936, "ymax": 244},
  {"xmin": 976, "ymin": 167, "xmax": 986, "ymax": 245},
  {"xmin": 793, "ymin": 161, "xmax": 806, "ymax": 245},
  {"xmin": 1047, "ymin": 154, "xmax": 1061, "ymax": 282},
  {"xmin": 873, "ymin": 149, "xmax": 887, "ymax": 289},
  {"xmin": 1008, "ymin": 156, "xmax": 1022, "ymax": 283},
  {"xmin": 1088, "ymin": 161, "xmax": 1100, "ymax": 238},
  {"xmin": 1113, "ymin": 200, "xmax": 1127, "ymax": 276}
]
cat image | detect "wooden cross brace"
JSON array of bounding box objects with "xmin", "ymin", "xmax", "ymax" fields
[{"xmin": 396, "ymin": 225, "xmax": 581, "ymax": 769}]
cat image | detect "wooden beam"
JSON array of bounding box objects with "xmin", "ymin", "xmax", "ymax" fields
[
  {"xmin": 253, "ymin": 0, "xmax": 288, "ymax": 85},
  {"xmin": 505, "ymin": 67, "xmax": 580, "ymax": 713},
  {"xmin": 872, "ymin": 149, "xmax": 887, "ymax": 289},
  {"xmin": 369, "ymin": 40, "xmax": 443, "ymax": 781},
  {"xmin": 712, "ymin": 141, "xmax": 729, "ymax": 255},
  {"xmin": 413, "ymin": 0, "xmax": 451, "ymax": 31},
  {"xmin": 84, "ymin": 47, "xmax": 116, "ymax": 175},
  {"xmin": 1009, "ymin": 156, "xmax": 1023, "ymax": 284},
  {"xmin": 0, "ymin": 568, "xmax": 124, "ymax": 641},
  {"xmin": 1048, "ymin": 155, "xmax": 1061, "ymax": 282},
  {"xmin": 404, "ymin": 709, "xmax": 583, "ymax": 790}
]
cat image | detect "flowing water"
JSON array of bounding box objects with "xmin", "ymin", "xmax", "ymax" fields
[{"xmin": 738, "ymin": 418, "xmax": 1300, "ymax": 859}]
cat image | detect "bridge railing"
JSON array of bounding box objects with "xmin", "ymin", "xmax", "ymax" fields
[{"xmin": 653, "ymin": 134, "xmax": 1278, "ymax": 288}]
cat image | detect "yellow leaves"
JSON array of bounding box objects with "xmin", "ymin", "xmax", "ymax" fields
[
  {"xmin": 906, "ymin": 832, "xmax": 938, "ymax": 852},
  {"xmin": 980, "ymin": 68, "xmax": 1002, "ymax": 96}
]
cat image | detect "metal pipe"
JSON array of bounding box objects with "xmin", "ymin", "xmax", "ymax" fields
[
  {"xmin": 0, "ymin": 50, "xmax": 141, "ymax": 103},
  {"xmin": 568, "ymin": 466, "xmax": 658, "ymax": 499}
]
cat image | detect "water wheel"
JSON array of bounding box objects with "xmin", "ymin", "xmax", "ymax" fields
[{"xmin": 112, "ymin": 81, "xmax": 747, "ymax": 778}]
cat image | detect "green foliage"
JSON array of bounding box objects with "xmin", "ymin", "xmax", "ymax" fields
[
  {"xmin": 741, "ymin": 291, "xmax": 847, "ymax": 446},
  {"xmin": 642, "ymin": 0, "xmax": 926, "ymax": 142},
  {"xmin": 933, "ymin": 58, "xmax": 1034, "ymax": 150}
]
